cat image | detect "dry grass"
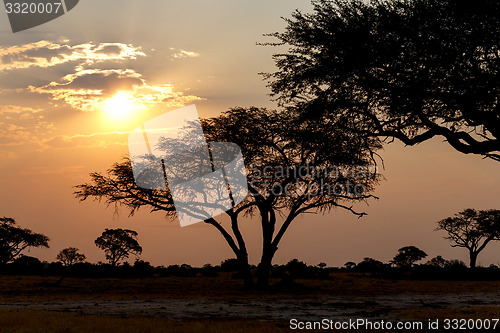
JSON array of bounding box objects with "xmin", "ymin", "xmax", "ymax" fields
[
  {"xmin": 1, "ymin": 273, "xmax": 499, "ymax": 332},
  {"xmin": 0, "ymin": 310, "xmax": 289, "ymax": 333},
  {"xmin": 1, "ymin": 272, "xmax": 500, "ymax": 302},
  {"xmin": 391, "ymin": 306, "xmax": 500, "ymax": 320}
]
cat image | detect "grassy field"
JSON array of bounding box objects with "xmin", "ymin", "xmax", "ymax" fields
[
  {"xmin": 0, "ymin": 273, "xmax": 499, "ymax": 332},
  {"xmin": 0, "ymin": 310, "xmax": 292, "ymax": 333},
  {"xmin": 2, "ymin": 272, "xmax": 500, "ymax": 301}
]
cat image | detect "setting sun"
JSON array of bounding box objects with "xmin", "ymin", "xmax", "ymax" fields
[{"xmin": 103, "ymin": 92, "xmax": 140, "ymax": 120}]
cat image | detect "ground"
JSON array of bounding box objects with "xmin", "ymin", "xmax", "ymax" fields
[{"xmin": 0, "ymin": 273, "xmax": 499, "ymax": 332}]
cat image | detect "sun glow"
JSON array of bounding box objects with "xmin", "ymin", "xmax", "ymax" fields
[{"xmin": 103, "ymin": 92, "xmax": 140, "ymax": 120}]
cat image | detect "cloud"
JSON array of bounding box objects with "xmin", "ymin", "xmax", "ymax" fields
[
  {"xmin": 29, "ymin": 68, "xmax": 204, "ymax": 112},
  {"xmin": 170, "ymin": 48, "xmax": 200, "ymax": 59},
  {"xmin": 0, "ymin": 105, "xmax": 43, "ymax": 116},
  {"xmin": 0, "ymin": 41, "xmax": 145, "ymax": 72},
  {"xmin": 41, "ymin": 131, "xmax": 130, "ymax": 149},
  {"xmin": 0, "ymin": 105, "xmax": 53, "ymax": 146}
]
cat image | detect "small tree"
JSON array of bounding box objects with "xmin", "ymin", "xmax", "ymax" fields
[
  {"xmin": 391, "ymin": 246, "xmax": 427, "ymax": 268},
  {"xmin": 94, "ymin": 228, "xmax": 142, "ymax": 266},
  {"xmin": 0, "ymin": 217, "xmax": 49, "ymax": 265},
  {"xmin": 344, "ymin": 261, "xmax": 356, "ymax": 270},
  {"xmin": 356, "ymin": 257, "xmax": 384, "ymax": 273},
  {"xmin": 56, "ymin": 247, "xmax": 86, "ymax": 266},
  {"xmin": 436, "ymin": 209, "xmax": 500, "ymax": 268},
  {"xmin": 426, "ymin": 255, "xmax": 449, "ymax": 269}
]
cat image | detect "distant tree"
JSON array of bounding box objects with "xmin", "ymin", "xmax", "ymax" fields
[
  {"xmin": 317, "ymin": 262, "xmax": 327, "ymax": 269},
  {"xmin": 391, "ymin": 246, "xmax": 427, "ymax": 268},
  {"xmin": 265, "ymin": 0, "xmax": 500, "ymax": 161},
  {"xmin": 13, "ymin": 255, "xmax": 42, "ymax": 267},
  {"xmin": 436, "ymin": 209, "xmax": 500, "ymax": 268},
  {"xmin": 133, "ymin": 259, "xmax": 154, "ymax": 277},
  {"xmin": 344, "ymin": 261, "xmax": 356, "ymax": 270},
  {"xmin": 201, "ymin": 263, "xmax": 218, "ymax": 277},
  {"xmin": 0, "ymin": 217, "xmax": 49, "ymax": 265},
  {"xmin": 285, "ymin": 259, "xmax": 311, "ymax": 279},
  {"xmin": 426, "ymin": 255, "xmax": 449, "ymax": 269},
  {"xmin": 94, "ymin": 228, "xmax": 142, "ymax": 266},
  {"xmin": 220, "ymin": 258, "xmax": 240, "ymax": 272},
  {"xmin": 56, "ymin": 247, "xmax": 86, "ymax": 266},
  {"xmin": 75, "ymin": 107, "xmax": 380, "ymax": 288},
  {"xmin": 356, "ymin": 257, "xmax": 384, "ymax": 273}
]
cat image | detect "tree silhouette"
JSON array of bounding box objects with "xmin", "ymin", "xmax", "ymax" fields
[
  {"xmin": 344, "ymin": 261, "xmax": 356, "ymax": 270},
  {"xmin": 94, "ymin": 228, "xmax": 142, "ymax": 266},
  {"xmin": 436, "ymin": 209, "xmax": 500, "ymax": 268},
  {"xmin": 391, "ymin": 246, "xmax": 427, "ymax": 268},
  {"xmin": 0, "ymin": 217, "xmax": 49, "ymax": 265},
  {"xmin": 57, "ymin": 247, "xmax": 86, "ymax": 266},
  {"xmin": 265, "ymin": 0, "xmax": 500, "ymax": 161},
  {"xmin": 75, "ymin": 107, "xmax": 380, "ymax": 288}
]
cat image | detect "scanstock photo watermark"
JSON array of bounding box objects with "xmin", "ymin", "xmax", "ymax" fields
[
  {"xmin": 3, "ymin": 0, "xmax": 79, "ymax": 32},
  {"xmin": 289, "ymin": 318, "xmax": 500, "ymax": 331},
  {"xmin": 248, "ymin": 162, "xmax": 377, "ymax": 199}
]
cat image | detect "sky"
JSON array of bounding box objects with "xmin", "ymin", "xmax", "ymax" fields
[{"xmin": 1, "ymin": 0, "xmax": 500, "ymax": 268}]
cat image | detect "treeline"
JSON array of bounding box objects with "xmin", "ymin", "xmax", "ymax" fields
[
  {"xmin": 2, "ymin": 255, "xmax": 500, "ymax": 282},
  {"xmin": 2, "ymin": 208, "xmax": 500, "ymax": 283}
]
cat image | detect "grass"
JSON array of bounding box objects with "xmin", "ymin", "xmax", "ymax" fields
[
  {"xmin": 1, "ymin": 272, "xmax": 500, "ymax": 302},
  {"xmin": 1, "ymin": 273, "xmax": 499, "ymax": 332},
  {"xmin": 0, "ymin": 310, "xmax": 290, "ymax": 333},
  {"xmin": 391, "ymin": 306, "xmax": 500, "ymax": 320}
]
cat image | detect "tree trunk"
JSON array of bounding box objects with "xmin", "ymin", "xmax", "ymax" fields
[
  {"xmin": 469, "ymin": 251, "xmax": 478, "ymax": 269},
  {"xmin": 256, "ymin": 246, "xmax": 276, "ymax": 288},
  {"xmin": 237, "ymin": 253, "xmax": 254, "ymax": 289}
]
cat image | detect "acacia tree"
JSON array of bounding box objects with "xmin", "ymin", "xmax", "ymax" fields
[
  {"xmin": 95, "ymin": 228, "xmax": 142, "ymax": 266},
  {"xmin": 57, "ymin": 247, "xmax": 86, "ymax": 266},
  {"xmin": 265, "ymin": 0, "xmax": 500, "ymax": 161},
  {"xmin": 436, "ymin": 209, "xmax": 500, "ymax": 268},
  {"xmin": 0, "ymin": 217, "xmax": 49, "ymax": 265},
  {"xmin": 391, "ymin": 246, "xmax": 427, "ymax": 268},
  {"xmin": 75, "ymin": 107, "xmax": 380, "ymax": 287}
]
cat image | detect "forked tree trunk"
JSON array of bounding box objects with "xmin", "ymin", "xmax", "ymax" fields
[
  {"xmin": 256, "ymin": 245, "xmax": 277, "ymax": 288},
  {"xmin": 469, "ymin": 251, "xmax": 478, "ymax": 269},
  {"xmin": 237, "ymin": 253, "xmax": 254, "ymax": 289}
]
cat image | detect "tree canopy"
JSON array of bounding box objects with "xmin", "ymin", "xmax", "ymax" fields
[
  {"xmin": 94, "ymin": 228, "xmax": 142, "ymax": 266},
  {"xmin": 436, "ymin": 208, "xmax": 500, "ymax": 268},
  {"xmin": 76, "ymin": 107, "xmax": 381, "ymax": 287},
  {"xmin": 56, "ymin": 247, "xmax": 86, "ymax": 266},
  {"xmin": 265, "ymin": 0, "xmax": 500, "ymax": 161},
  {"xmin": 391, "ymin": 245, "xmax": 427, "ymax": 268},
  {"xmin": 0, "ymin": 217, "xmax": 50, "ymax": 265}
]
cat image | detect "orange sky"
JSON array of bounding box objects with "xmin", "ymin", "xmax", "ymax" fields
[{"xmin": 1, "ymin": 0, "xmax": 500, "ymax": 267}]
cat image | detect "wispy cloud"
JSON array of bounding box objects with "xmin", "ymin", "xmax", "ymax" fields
[
  {"xmin": 0, "ymin": 41, "xmax": 145, "ymax": 72},
  {"xmin": 41, "ymin": 131, "xmax": 130, "ymax": 149},
  {"xmin": 0, "ymin": 105, "xmax": 53, "ymax": 147},
  {"xmin": 29, "ymin": 68, "xmax": 204, "ymax": 112},
  {"xmin": 169, "ymin": 48, "xmax": 200, "ymax": 59}
]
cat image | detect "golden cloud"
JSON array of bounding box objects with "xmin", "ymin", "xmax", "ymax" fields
[
  {"xmin": 0, "ymin": 105, "xmax": 53, "ymax": 147},
  {"xmin": 0, "ymin": 41, "xmax": 145, "ymax": 72},
  {"xmin": 170, "ymin": 48, "xmax": 200, "ymax": 59},
  {"xmin": 41, "ymin": 131, "xmax": 130, "ymax": 149},
  {"xmin": 29, "ymin": 68, "xmax": 204, "ymax": 112}
]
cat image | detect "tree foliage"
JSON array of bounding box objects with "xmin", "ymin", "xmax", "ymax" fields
[
  {"xmin": 56, "ymin": 247, "xmax": 86, "ymax": 266},
  {"xmin": 436, "ymin": 209, "xmax": 500, "ymax": 268},
  {"xmin": 0, "ymin": 217, "xmax": 49, "ymax": 265},
  {"xmin": 391, "ymin": 245, "xmax": 427, "ymax": 268},
  {"xmin": 265, "ymin": 0, "xmax": 500, "ymax": 161},
  {"xmin": 94, "ymin": 228, "xmax": 142, "ymax": 266}
]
